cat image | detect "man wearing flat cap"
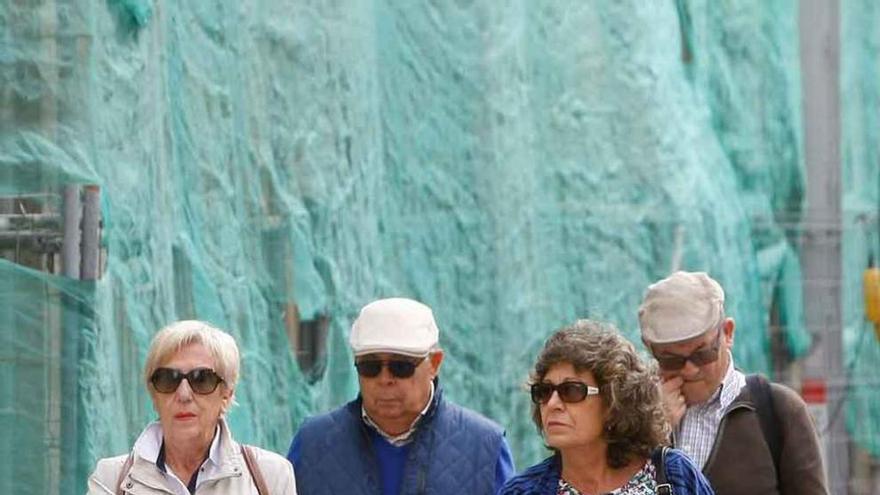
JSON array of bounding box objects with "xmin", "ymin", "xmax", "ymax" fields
[
  {"xmin": 288, "ymin": 297, "xmax": 515, "ymax": 495},
  {"xmin": 639, "ymin": 271, "xmax": 827, "ymax": 495}
]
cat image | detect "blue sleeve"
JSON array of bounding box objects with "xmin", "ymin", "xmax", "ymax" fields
[
  {"xmin": 286, "ymin": 430, "xmax": 302, "ymax": 468},
  {"xmin": 666, "ymin": 449, "xmax": 715, "ymax": 495},
  {"xmin": 494, "ymin": 436, "xmax": 516, "ymax": 493}
]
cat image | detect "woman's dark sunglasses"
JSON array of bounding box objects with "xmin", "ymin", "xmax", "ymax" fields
[
  {"xmin": 655, "ymin": 329, "xmax": 722, "ymax": 371},
  {"xmin": 355, "ymin": 358, "xmax": 424, "ymax": 379},
  {"xmin": 530, "ymin": 381, "xmax": 600, "ymax": 404},
  {"xmin": 150, "ymin": 367, "xmax": 224, "ymax": 394}
]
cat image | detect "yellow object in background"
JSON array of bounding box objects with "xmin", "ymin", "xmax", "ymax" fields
[
  {"xmin": 864, "ymin": 264, "xmax": 880, "ymax": 342},
  {"xmin": 865, "ymin": 265, "xmax": 880, "ymax": 322}
]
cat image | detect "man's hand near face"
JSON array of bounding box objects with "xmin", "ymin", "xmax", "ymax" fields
[{"xmin": 661, "ymin": 375, "xmax": 687, "ymax": 428}]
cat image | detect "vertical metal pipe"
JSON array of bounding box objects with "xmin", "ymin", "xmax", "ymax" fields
[
  {"xmin": 799, "ymin": 0, "xmax": 847, "ymax": 492},
  {"xmin": 80, "ymin": 185, "xmax": 100, "ymax": 280},
  {"xmin": 55, "ymin": 186, "xmax": 77, "ymax": 495},
  {"xmin": 60, "ymin": 185, "xmax": 99, "ymax": 495},
  {"xmin": 61, "ymin": 185, "xmax": 81, "ymax": 279},
  {"xmin": 60, "ymin": 185, "xmax": 82, "ymax": 495}
]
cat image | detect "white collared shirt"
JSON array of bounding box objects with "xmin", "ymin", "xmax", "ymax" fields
[
  {"xmin": 132, "ymin": 421, "xmax": 222, "ymax": 495},
  {"xmin": 362, "ymin": 381, "xmax": 435, "ymax": 447},
  {"xmin": 675, "ymin": 352, "xmax": 746, "ymax": 469}
]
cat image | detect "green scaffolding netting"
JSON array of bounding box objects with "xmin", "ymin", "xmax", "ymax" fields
[
  {"xmin": 1, "ymin": 1, "xmax": 878, "ymax": 494},
  {"xmin": 842, "ymin": 0, "xmax": 880, "ymax": 461}
]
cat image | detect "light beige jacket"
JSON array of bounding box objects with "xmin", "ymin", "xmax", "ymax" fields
[{"xmin": 87, "ymin": 419, "xmax": 296, "ymax": 495}]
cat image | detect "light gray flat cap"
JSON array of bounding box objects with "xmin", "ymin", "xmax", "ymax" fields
[{"xmin": 639, "ymin": 271, "xmax": 725, "ymax": 344}]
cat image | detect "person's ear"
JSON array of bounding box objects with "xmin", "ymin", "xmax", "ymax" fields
[
  {"xmin": 220, "ymin": 386, "xmax": 235, "ymax": 414},
  {"xmin": 601, "ymin": 403, "xmax": 613, "ymax": 435},
  {"xmin": 723, "ymin": 317, "xmax": 736, "ymax": 346},
  {"xmin": 428, "ymin": 350, "xmax": 444, "ymax": 377}
]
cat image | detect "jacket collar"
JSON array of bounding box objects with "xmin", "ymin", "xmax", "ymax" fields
[
  {"xmin": 723, "ymin": 369, "xmax": 757, "ymax": 413},
  {"xmin": 127, "ymin": 418, "xmax": 247, "ymax": 490},
  {"xmin": 536, "ymin": 454, "xmax": 562, "ymax": 492}
]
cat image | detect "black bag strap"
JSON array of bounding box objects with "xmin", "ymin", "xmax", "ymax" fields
[
  {"xmin": 115, "ymin": 453, "xmax": 135, "ymax": 495},
  {"xmin": 746, "ymin": 374, "xmax": 782, "ymax": 475},
  {"xmin": 651, "ymin": 446, "xmax": 674, "ymax": 495}
]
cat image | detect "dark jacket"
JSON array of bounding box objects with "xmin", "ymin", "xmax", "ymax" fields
[
  {"xmin": 499, "ymin": 448, "xmax": 713, "ymax": 495},
  {"xmin": 288, "ymin": 384, "xmax": 514, "ymax": 494},
  {"xmin": 698, "ymin": 381, "xmax": 827, "ymax": 495}
]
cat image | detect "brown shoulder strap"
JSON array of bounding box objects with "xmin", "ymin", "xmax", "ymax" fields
[
  {"xmin": 115, "ymin": 453, "xmax": 135, "ymax": 495},
  {"xmin": 240, "ymin": 444, "xmax": 270, "ymax": 495}
]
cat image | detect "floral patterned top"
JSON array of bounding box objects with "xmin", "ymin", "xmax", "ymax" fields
[{"xmin": 557, "ymin": 459, "xmax": 657, "ymax": 495}]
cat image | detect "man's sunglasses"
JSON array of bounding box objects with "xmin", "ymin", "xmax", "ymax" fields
[
  {"xmin": 654, "ymin": 329, "xmax": 722, "ymax": 371},
  {"xmin": 355, "ymin": 358, "xmax": 424, "ymax": 379},
  {"xmin": 530, "ymin": 381, "xmax": 600, "ymax": 404},
  {"xmin": 150, "ymin": 367, "xmax": 224, "ymax": 394}
]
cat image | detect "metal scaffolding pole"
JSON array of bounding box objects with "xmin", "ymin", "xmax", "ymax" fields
[
  {"xmin": 59, "ymin": 184, "xmax": 101, "ymax": 494},
  {"xmin": 799, "ymin": 0, "xmax": 848, "ymax": 493},
  {"xmin": 60, "ymin": 185, "xmax": 82, "ymax": 493},
  {"xmin": 61, "ymin": 185, "xmax": 81, "ymax": 279},
  {"xmin": 80, "ymin": 185, "xmax": 100, "ymax": 280}
]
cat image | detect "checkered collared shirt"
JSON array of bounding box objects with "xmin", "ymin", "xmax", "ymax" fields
[
  {"xmin": 674, "ymin": 352, "xmax": 746, "ymax": 469},
  {"xmin": 361, "ymin": 381, "xmax": 435, "ymax": 447}
]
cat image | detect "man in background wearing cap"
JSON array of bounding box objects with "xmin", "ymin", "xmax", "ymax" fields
[
  {"xmin": 638, "ymin": 271, "xmax": 827, "ymax": 495},
  {"xmin": 287, "ymin": 297, "xmax": 515, "ymax": 495}
]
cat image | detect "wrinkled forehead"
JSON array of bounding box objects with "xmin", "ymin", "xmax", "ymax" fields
[
  {"xmin": 159, "ymin": 342, "xmax": 217, "ymax": 368},
  {"xmin": 541, "ymin": 361, "xmax": 597, "ymax": 383},
  {"xmin": 650, "ymin": 327, "xmax": 718, "ymax": 355}
]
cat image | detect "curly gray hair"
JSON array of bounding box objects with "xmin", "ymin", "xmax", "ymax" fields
[{"xmin": 530, "ymin": 319, "xmax": 670, "ymax": 468}]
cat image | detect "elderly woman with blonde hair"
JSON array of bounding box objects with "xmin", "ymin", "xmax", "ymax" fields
[
  {"xmin": 87, "ymin": 320, "xmax": 296, "ymax": 494},
  {"xmin": 500, "ymin": 320, "xmax": 713, "ymax": 495}
]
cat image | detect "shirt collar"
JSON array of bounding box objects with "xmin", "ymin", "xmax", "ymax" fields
[
  {"xmin": 704, "ymin": 351, "xmax": 744, "ymax": 410},
  {"xmin": 362, "ymin": 380, "xmax": 435, "ymax": 446},
  {"xmin": 133, "ymin": 421, "xmax": 222, "ymax": 473},
  {"xmin": 718, "ymin": 351, "xmax": 746, "ymax": 411},
  {"xmin": 686, "ymin": 350, "xmax": 742, "ymax": 412}
]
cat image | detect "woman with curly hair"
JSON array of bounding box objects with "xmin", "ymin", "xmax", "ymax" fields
[{"xmin": 500, "ymin": 320, "xmax": 713, "ymax": 495}]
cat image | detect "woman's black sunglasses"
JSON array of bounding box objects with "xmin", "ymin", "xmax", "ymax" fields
[
  {"xmin": 150, "ymin": 367, "xmax": 224, "ymax": 395},
  {"xmin": 355, "ymin": 358, "xmax": 424, "ymax": 379},
  {"xmin": 530, "ymin": 381, "xmax": 600, "ymax": 404}
]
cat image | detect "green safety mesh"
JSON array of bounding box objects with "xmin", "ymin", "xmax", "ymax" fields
[
  {"xmin": 842, "ymin": 0, "xmax": 880, "ymax": 459},
  {"xmin": 0, "ymin": 1, "xmax": 877, "ymax": 494}
]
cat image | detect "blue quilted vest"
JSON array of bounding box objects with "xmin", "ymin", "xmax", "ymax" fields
[{"xmin": 291, "ymin": 385, "xmax": 506, "ymax": 495}]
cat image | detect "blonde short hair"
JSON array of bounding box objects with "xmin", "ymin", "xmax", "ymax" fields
[{"xmin": 143, "ymin": 320, "xmax": 240, "ymax": 391}]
